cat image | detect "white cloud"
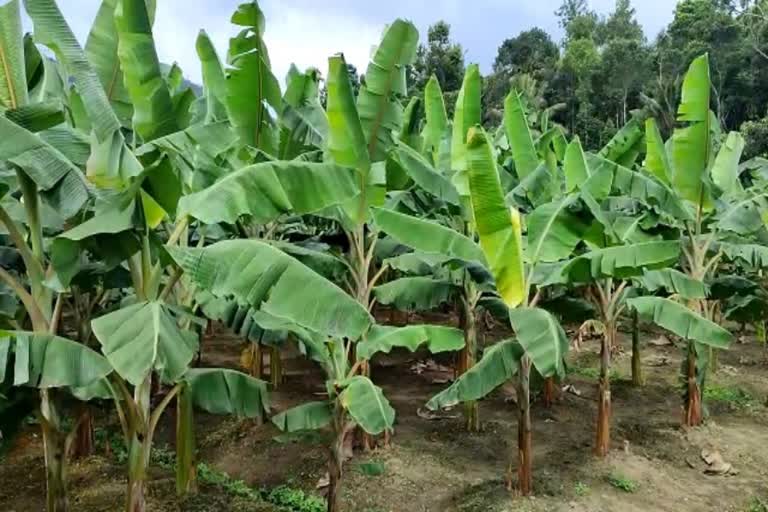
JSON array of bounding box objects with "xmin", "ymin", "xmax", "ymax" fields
[
  {"xmin": 260, "ymin": 1, "xmax": 383, "ymax": 84},
  {"xmin": 34, "ymin": 0, "xmax": 383, "ymax": 88}
]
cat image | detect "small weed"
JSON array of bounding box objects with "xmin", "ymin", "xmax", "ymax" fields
[
  {"xmin": 574, "ymin": 481, "xmax": 589, "ymax": 496},
  {"xmin": 266, "ymin": 485, "xmax": 325, "ymax": 512},
  {"xmin": 606, "ymin": 473, "xmax": 638, "ymax": 493},
  {"xmin": 571, "ymin": 366, "xmax": 620, "ymax": 381},
  {"xmin": 705, "ymin": 385, "xmax": 756, "ymax": 408},
  {"xmin": 746, "ymin": 497, "xmax": 768, "ymax": 512}
]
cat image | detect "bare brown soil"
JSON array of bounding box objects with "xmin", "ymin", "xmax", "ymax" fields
[{"xmin": 2, "ymin": 323, "xmax": 767, "ymax": 512}]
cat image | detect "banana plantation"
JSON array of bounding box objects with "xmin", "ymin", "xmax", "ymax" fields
[{"xmin": 0, "ymin": 1, "xmax": 767, "ymax": 511}]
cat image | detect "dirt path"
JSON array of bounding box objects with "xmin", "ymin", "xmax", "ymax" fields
[{"xmin": 1, "ymin": 329, "xmax": 767, "ymax": 512}]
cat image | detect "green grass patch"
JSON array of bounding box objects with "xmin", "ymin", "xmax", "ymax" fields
[
  {"xmin": 746, "ymin": 497, "xmax": 768, "ymax": 512},
  {"xmin": 574, "ymin": 481, "xmax": 589, "ymax": 496},
  {"xmin": 704, "ymin": 385, "xmax": 756, "ymax": 408},
  {"xmin": 606, "ymin": 473, "xmax": 638, "ymax": 493},
  {"xmin": 571, "ymin": 365, "xmax": 620, "ymax": 381}
]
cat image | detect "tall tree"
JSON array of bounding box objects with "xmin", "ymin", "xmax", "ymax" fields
[{"xmin": 409, "ymin": 21, "xmax": 465, "ymax": 112}]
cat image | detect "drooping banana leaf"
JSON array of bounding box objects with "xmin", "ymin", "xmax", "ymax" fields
[
  {"xmin": 719, "ymin": 242, "xmax": 768, "ymax": 268},
  {"xmin": 177, "ymin": 160, "xmax": 360, "ymax": 224},
  {"xmin": 467, "ymin": 126, "xmax": 525, "ymax": 307},
  {"xmin": 280, "ymin": 66, "xmax": 328, "ymax": 155},
  {"xmin": 526, "ymin": 195, "xmax": 587, "ymax": 264},
  {"xmin": 0, "ymin": 116, "xmax": 89, "ymax": 218},
  {"xmin": 373, "ymin": 277, "xmax": 456, "ymax": 312},
  {"xmin": 371, "ymin": 207, "xmax": 484, "ymax": 262},
  {"xmin": 716, "ymin": 193, "xmax": 767, "ymax": 235},
  {"xmin": 626, "ymin": 297, "xmax": 732, "ymax": 348},
  {"xmin": 271, "ymin": 401, "xmax": 332, "ymax": 432},
  {"xmin": 183, "ymin": 368, "xmax": 269, "ymax": 418},
  {"xmin": 636, "ymin": 269, "xmax": 707, "ymax": 299},
  {"xmin": 357, "ymin": 324, "xmax": 464, "ymax": 360},
  {"xmin": 561, "ymin": 241, "xmax": 680, "ymax": 282},
  {"xmin": 504, "ymin": 90, "xmax": 538, "ymax": 180},
  {"xmin": 339, "ymin": 376, "xmax": 394, "ymax": 435},
  {"xmin": 1, "ymin": 331, "xmax": 111, "ymax": 388},
  {"xmin": 508, "ymin": 307, "xmax": 569, "ymax": 378},
  {"xmin": 426, "ymin": 339, "xmax": 522, "ymax": 410},
  {"xmin": 710, "ymin": 131, "xmax": 745, "ymax": 197},
  {"xmin": 91, "ymin": 301, "xmax": 198, "ymax": 385},
  {"xmin": 390, "ymin": 142, "xmax": 460, "ymax": 205},
  {"xmin": 598, "ymin": 117, "xmax": 644, "ymax": 163},
  {"xmin": 170, "ymin": 240, "xmax": 373, "ymax": 341}
]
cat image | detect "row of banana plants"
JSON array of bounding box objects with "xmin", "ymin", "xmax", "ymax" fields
[{"xmin": 0, "ymin": 0, "xmax": 765, "ymax": 512}]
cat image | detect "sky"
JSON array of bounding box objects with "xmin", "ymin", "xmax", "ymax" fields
[{"xmin": 39, "ymin": 0, "xmax": 680, "ymax": 86}]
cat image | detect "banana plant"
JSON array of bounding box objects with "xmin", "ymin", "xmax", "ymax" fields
[
  {"xmin": 639, "ymin": 53, "xmax": 763, "ymax": 426},
  {"xmin": 418, "ymin": 126, "xmax": 571, "ymax": 496},
  {"xmin": 169, "ymin": 239, "xmax": 461, "ymax": 512}
]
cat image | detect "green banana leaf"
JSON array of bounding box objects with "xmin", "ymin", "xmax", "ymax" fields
[
  {"xmin": 391, "ymin": 142, "xmax": 460, "ymax": 205},
  {"xmin": 450, "ymin": 64, "xmax": 481, "ymax": 178},
  {"xmin": 340, "ymin": 376, "xmax": 394, "ymax": 435},
  {"xmin": 508, "ymin": 307, "xmax": 569, "ymax": 378},
  {"xmin": 91, "ymin": 301, "xmax": 198, "ymax": 385},
  {"xmin": 373, "ymin": 277, "xmax": 456, "ymax": 312},
  {"xmin": 169, "ymin": 240, "xmax": 373, "ymax": 341},
  {"xmin": 422, "ymin": 75, "xmax": 448, "ymax": 164},
  {"xmin": 526, "ymin": 195, "xmax": 587, "ymax": 264},
  {"xmin": 357, "ymin": 18, "xmax": 418, "ymax": 161},
  {"xmin": 504, "ymin": 90, "xmax": 538, "ymax": 180},
  {"xmin": 598, "ymin": 117, "xmax": 643, "ymax": 163},
  {"xmin": 183, "ymin": 368, "xmax": 269, "ymax": 418},
  {"xmin": 710, "ymin": 131, "xmax": 745, "ymax": 197},
  {"xmin": 0, "ymin": 0, "xmax": 28, "ymax": 110},
  {"xmin": 357, "ymin": 324, "xmax": 464, "ymax": 360},
  {"xmin": 671, "ymin": 54, "xmax": 712, "ymax": 208},
  {"xmin": 719, "ymin": 242, "xmax": 768, "ymax": 268},
  {"xmin": 1, "ymin": 331, "xmax": 111, "ymax": 388},
  {"xmin": 627, "ymin": 297, "xmax": 732, "ymax": 348},
  {"xmin": 371, "ymin": 208, "xmax": 484, "ymax": 262},
  {"xmin": 177, "ymin": 160, "xmax": 360, "ymax": 225},
  {"xmin": 85, "ymin": 0, "xmax": 135, "ymax": 125},
  {"xmin": 564, "ymin": 136, "xmax": 590, "ymax": 193},
  {"xmin": 561, "ymin": 241, "xmax": 680, "ymax": 282},
  {"xmin": 426, "ymin": 339, "xmax": 522, "ymax": 410},
  {"xmin": 0, "ymin": 116, "xmax": 89, "ymax": 218},
  {"xmin": 195, "ymin": 30, "xmax": 228, "ymax": 123},
  {"xmin": 25, "ymin": 0, "xmax": 122, "ymax": 141},
  {"xmin": 114, "ymin": 0, "xmax": 178, "ymax": 142},
  {"xmin": 636, "ymin": 269, "xmax": 707, "ymax": 299},
  {"xmin": 272, "ymin": 401, "xmax": 332, "ymax": 432},
  {"xmin": 643, "ymin": 118, "xmax": 671, "ymax": 185},
  {"xmin": 467, "ymin": 126, "xmax": 525, "ymax": 307}
]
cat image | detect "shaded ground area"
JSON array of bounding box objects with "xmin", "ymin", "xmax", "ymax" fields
[{"xmin": 2, "ymin": 324, "xmax": 767, "ymax": 512}]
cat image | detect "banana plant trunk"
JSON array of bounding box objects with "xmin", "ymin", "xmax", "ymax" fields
[
  {"xmin": 327, "ymin": 403, "xmax": 345, "ymax": 512},
  {"xmin": 516, "ymin": 357, "xmax": 533, "ymax": 496},
  {"xmin": 684, "ymin": 341, "xmax": 703, "ymax": 427},
  {"xmin": 176, "ymin": 385, "xmax": 197, "ymax": 496},
  {"xmin": 41, "ymin": 418, "xmax": 68, "ymax": 511},
  {"xmin": 631, "ymin": 310, "xmax": 644, "ymax": 387},
  {"xmin": 542, "ymin": 377, "xmax": 557, "ymax": 408},
  {"xmin": 270, "ymin": 345, "xmax": 283, "ymax": 389},
  {"xmin": 459, "ymin": 284, "xmax": 479, "ymax": 432},
  {"xmin": 127, "ymin": 436, "xmax": 148, "ymax": 512},
  {"xmin": 595, "ymin": 323, "xmax": 613, "ymax": 457},
  {"xmin": 70, "ymin": 405, "xmax": 94, "ymax": 459}
]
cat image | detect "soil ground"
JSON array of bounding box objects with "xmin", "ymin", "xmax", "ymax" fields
[{"xmin": 2, "ymin": 320, "xmax": 767, "ymax": 512}]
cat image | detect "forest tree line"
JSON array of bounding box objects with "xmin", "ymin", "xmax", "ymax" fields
[{"xmin": 392, "ymin": 0, "xmax": 768, "ymax": 156}]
